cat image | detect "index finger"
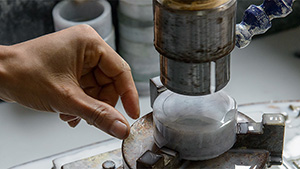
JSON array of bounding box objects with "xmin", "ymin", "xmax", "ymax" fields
[{"xmin": 96, "ymin": 42, "xmax": 140, "ymax": 119}]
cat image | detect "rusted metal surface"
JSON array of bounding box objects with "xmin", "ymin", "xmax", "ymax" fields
[
  {"xmin": 134, "ymin": 148, "xmax": 269, "ymax": 169},
  {"xmin": 102, "ymin": 160, "xmax": 116, "ymax": 169},
  {"xmin": 154, "ymin": 0, "xmax": 236, "ymax": 95},
  {"xmin": 122, "ymin": 111, "xmax": 278, "ymax": 169},
  {"xmin": 187, "ymin": 149, "xmax": 269, "ymax": 169},
  {"xmin": 61, "ymin": 110, "xmax": 284, "ymax": 169},
  {"xmin": 136, "ymin": 150, "xmax": 164, "ymax": 169},
  {"xmin": 234, "ymin": 114, "xmax": 285, "ymax": 166},
  {"xmin": 122, "ymin": 113, "xmax": 158, "ymax": 169},
  {"xmin": 62, "ymin": 149, "xmax": 122, "ymax": 169},
  {"xmin": 154, "ymin": 0, "xmax": 236, "ymax": 63},
  {"xmin": 158, "ymin": 147, "xmax": 180, "ymax": 168},
  {"xmin": 215, "ymin": 54, "xmax": 231, "ymax": 91},
  {"xmin": 160, "ymin": 0, "xmax": 231, "ymax": 10},
  {"xmin": 58, "ymin": 101, "xmax": 295, "ymax": 169}
]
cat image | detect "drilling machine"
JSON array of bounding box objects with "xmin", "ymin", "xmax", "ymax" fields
[{"xmin": 122, "ymin": 0, "xmax": 294, "ymax": 168}]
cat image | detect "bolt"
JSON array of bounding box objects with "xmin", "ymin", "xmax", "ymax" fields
[
  {"xmin": 289, "ymin": 105, "xmax": 300, "ymax": 111},
  {"xmin": 289, "ymin": 105, "xmax": 300, "ymax": 117},
  {"xmin": 102, "ymin": 160, "xmax": 116, "ymax": 169}
]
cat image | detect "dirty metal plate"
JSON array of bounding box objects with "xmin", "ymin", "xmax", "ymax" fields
[
  {"xmin": 61, "ymin": 100, "xmax": 300, "ymax": 169},
  {"xmin": 122, "ymin": 113, "xmax": 159, "ymax": 169},
  {"xmin": 187, "ymin": 149, "xmax": 269, "ymax": 169},
  {"xmin": 237, "ymin": 100, "xmax": 300, "ymax": 168},
  {"xmin": 62, "ymin": 149, "xmax": 122, "ymax": 169},
  {"xmin": 122, "ymin": 112, "xmax": 264, "ymax": 169}
]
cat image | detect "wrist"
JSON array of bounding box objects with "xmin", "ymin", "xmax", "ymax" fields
[
  {"xmin": 0, "ymin": 45, "xmax": 18, "ymax": 101},
  {"xmin": 0, "ymin": 45, "xmax": 8, "ymax": 59},
  {"xmin": 0, "ymin": 45, "xmax": 16, "ymax": 62},
  {"xmin": 0, "ymin": 45, "xmax": 10, "ymax": 78}
]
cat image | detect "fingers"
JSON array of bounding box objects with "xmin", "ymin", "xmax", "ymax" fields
[
  {"xmin": 79, "ymin": 71, "xmax": 98, "ymax": 89},
  {"xmin": 60, "ymin": 113, "xmax": 78, "ymax": 121},
  {"xmin": 113, "ymin": 70, "xmax": 140, "ymax": 119},
  {"xmin": 72, "ymin": 25, "xmax": 139, "ymax": 120},
  {"xmin": 83, "ymin": 85, "xmax": 118, "ymax": 107},
  {"xmin": 80, "ymin": 69, "xmax": 118, "ymax": 107},
  {"xmin": 97, "ymin": 84, "xmax": 119, "ymax": 107},
  {"xmin": 64, "ymin": 87, "xmax": 130, "ymax": 139},
  {"xmin": 80, "ymin": 70, "xmax": 102, "ymax": 99},
  {"xmin": 59, "ymin": 113, "xmax": 81, "ymax": 128},
  {"xmin": 96, "ymin": 47, "xmax": 140, "ymax": 119},
  {"xmin": 93, "ymin": 67, "xmax": 113, "ymax": 86},
  {"xmin": 83, "ymin": 87, "xmax": 100, "ymax": 99},
  {"xmin": 68, "ymin": 118, "xmax": 81, "ymax": 128}
]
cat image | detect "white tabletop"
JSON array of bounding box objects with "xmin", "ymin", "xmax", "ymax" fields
[
  {"xmin": 225, "ymin": 27, "xmax": 300, "ymax": 104},
  {"xmin": 1, "ymin": 27, "xmax": 300, "ymax": 168}
]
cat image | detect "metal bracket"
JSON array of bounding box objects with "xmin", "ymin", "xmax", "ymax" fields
[
  {"xmin": 134, "ymin": 113, "xmax": 285, "ymax": 168},
  {"xmin": 234, "ymin": 113, "xmax": 285, "ymax": 167},
  {"xmin": 150, "ymin": 77, "xmax": 167, "ymax": 108}
]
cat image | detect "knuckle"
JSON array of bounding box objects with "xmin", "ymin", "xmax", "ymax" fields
[
  {"xmin": 98, "ymin": 45, "xmax": 108, "ymax": 57},
  {"xmin": 90, "ymin": 105, "xmax": 108, "ymax": 128},
  {"xmin": 73, "ymin": 24, "xmax": 98, "ymax": 41},
  {"xmin": 60, "ymin": 86, "xmax": 76, "ymax": 101},
  {"xmin": 76, "ymin": 24, "xmax": 94, "ymax": 33},
  {"xmin": 122, "ymin": 60, "xmax": 131, "ymax": 72},
  {"xmin": 54, "ymin": 85, "xmax": 78, "ymax": 110}
]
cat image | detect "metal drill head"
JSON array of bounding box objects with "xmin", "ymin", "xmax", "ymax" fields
[
  {"xmin": 160, "ymin": 54, "xmax": 230, "ymax": 95},
  {"xmin": 154, "ymin": 0, "xmax": 236, "ymax": 95}
]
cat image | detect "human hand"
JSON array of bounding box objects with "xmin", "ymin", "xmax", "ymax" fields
[{"xmin": 0, "ymin": 25, "xmax": 140, "ymax": 139}]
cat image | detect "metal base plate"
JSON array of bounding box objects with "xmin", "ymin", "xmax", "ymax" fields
[{"xmin": 122, "ymin": 112, "xmax": 270, "ymax": 169}]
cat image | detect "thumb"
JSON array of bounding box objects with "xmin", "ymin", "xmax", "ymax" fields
[{"xmin": 60, "ymin": 88, "xmax": 130, "ymax": 139}]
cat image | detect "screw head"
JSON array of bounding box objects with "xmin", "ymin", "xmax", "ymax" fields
[{"xmin": 102, "ymin": 160, "xmax": 116, "ymax": 169}]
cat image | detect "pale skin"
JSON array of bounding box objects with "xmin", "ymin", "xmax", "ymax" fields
[{"xmin": 0, "ymin": 24, "xmax": 140, "ymax": 139}]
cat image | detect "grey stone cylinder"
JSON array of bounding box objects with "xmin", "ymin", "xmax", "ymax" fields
[
  {"xmin": 52, "ymin": 0, "xmax": 115, "ymax": 49},
  {"xmin": 118, "ymin": 0, "xmax": 159, "ymax": 96}
]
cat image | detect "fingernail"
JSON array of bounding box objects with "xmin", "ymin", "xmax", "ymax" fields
[
  {"xmin": 109, "ymin": 120, "xmax": 128, "ymax": 139},
  {"xmin": 134, "ymin": 112, "xmax": 140, "ymax": 119},
  {"xmin": 127, "ymin": 110, "xmax": 140, "ymax": 120}
]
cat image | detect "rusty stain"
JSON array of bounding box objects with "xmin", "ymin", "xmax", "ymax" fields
[
  {"xmin": 217, "ymin": 17, "xmax": 223, "ymax": 24},
  {"xmin": 161, "ymin": 0, "xmax": 231, "ymax": 10},
  {"xmin": 62, "ymin": 149, "xmax": 122, "ymax": 169},
  {"xmin": 156, "ymin": 41, "xmax": 235, "ymax": 63},
  {"xmin": 122, "ymin": 113, "xmax": 155, "ymax": 169},
  {"xmin": 268, "ymin": 105, "xmax": 280, "ymax": 109}
]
